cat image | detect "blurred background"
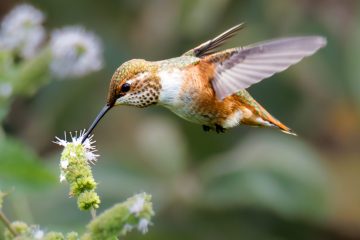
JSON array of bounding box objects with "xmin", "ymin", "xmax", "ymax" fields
[{"xmin": 0, "ymin": 0, "xmax": 360, "ymax": 239}]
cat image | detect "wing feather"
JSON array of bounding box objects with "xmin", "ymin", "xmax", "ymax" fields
[
  {"xmin": 209, "ymin": 36, "xmax": 327, "ymax": 99},
  {"xmin": 183, "ymin": 23, "xmax": 245, "ymax": 57}
]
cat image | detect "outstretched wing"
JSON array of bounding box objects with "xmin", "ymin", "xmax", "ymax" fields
[
  {"xmin": 183, "ymin": 23, "xmax": 245, "ymax": 58},
  {"xmin": 208, "ymin": 36, "xmax": 327, "ymax": 99}
]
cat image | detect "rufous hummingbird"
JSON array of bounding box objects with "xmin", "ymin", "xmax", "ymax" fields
[{"xmin": 81, "ymin": 23, "xmax": 326, "ymax": 142}]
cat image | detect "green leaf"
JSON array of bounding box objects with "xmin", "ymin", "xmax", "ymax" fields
[
  {"xmin": 0, "ymin": 137, "xmax": 56, "ymax": 190},
  {"xmin": 198, "ymin": 132, "xmax": 330, "ymax": 222}
]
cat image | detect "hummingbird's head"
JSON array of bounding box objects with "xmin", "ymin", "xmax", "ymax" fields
[
  {"xmin": 107, "ymin": 59, "xmax": 160, "ymax": 108},
  {"xmin": 81, "ymin": 59, "xmax": 161, "ymax": 143}
]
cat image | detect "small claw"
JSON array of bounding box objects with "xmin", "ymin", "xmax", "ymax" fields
[
  {"xmin": 215, "ymin": 124, "xmax": 225, "ymax": 133},
  {"xmin": 202, "ymin": 125, "xmax": 211, "ymax": 132}
]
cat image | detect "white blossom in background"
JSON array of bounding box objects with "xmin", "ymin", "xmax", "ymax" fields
[
  {"xmin": 0, "ymin": 4, "xmax": 45, "ymax": 58},
  {"xmin": 50, "ymin": 26, "xmax": 103, "ymax": 79}
]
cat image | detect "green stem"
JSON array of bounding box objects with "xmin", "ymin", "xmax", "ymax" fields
[
  {"xmin": 12, "ymin": 47, "xmax": 52, "ymax": 96},
  {"xmin": 0, "ymin": 211, "xmax": 17, "ymax": 237},
  {"xmin": 90, "ymin": 208, "xmax": 97, "ymax": 220}
]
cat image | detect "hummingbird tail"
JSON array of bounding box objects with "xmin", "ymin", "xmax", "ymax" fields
[
  {"xmin": 270, "ymin": 117, "xmax": 297, "ymax": 136},
  {"xmin": 235, "ymin": 90, "xmax": 297, "ymax": 136},
  {"xmin": 280, "ymin": 128, "xmax": 297, "ymax": 136},
  {"xmin": 259, "ymin": 109, "xmax": 297, "ymax": 136}
]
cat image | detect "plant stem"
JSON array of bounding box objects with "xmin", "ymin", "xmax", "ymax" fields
[
  {"xmin": 0, "ymin": 211, "xmax": 17, "ymax": 237},
  {"xmin": 12, "ymin": 47, "xmax": 51, "ymax": 96},
  {"xmin": 90, "ymin": 208, "xmax": 96, "ymax": 220}
]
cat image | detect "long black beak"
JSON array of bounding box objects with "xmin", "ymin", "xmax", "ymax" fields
[{"xmin": 81, "ymin": 104, "xmax": 112, "ymax": 143}]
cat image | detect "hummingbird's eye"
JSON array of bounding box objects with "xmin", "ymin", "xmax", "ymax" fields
[{"xmin": 120, "ymin": 83, "xmax": 131, "ymax": 93}]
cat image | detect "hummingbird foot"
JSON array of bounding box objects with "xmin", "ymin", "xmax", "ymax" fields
[
  {"xmin": 215, "ymin": 124, "xmax": 226, "ymax": 133},
  {"xmin": 202, "ymin": 125, "xmax": 211, "ymax": 132}
]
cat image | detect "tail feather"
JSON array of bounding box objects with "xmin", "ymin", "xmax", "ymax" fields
[
  {"xmin": 256, "ymin": 103, "xmax": 297, "ymax": 136},
  {"xmin": 267, "ymin": 115, "xmax": 297, "ymax": 136},
  {"xmin": 281, "ymin": 129, "xmax": 297, "ymax": 136},
  {"xmin": 235, "ymin": 90, "xmax": 297, "ymax": 136}
]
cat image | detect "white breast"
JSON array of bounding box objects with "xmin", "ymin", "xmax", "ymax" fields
[
  {"xmin": 158, "ymin": 68, "xmax": 200, "ymax": 123},
  {"xmin": 158, "ymin": 68, "xmax": 185, "ymax": 107}
]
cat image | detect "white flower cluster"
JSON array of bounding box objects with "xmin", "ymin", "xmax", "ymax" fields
[
  {"xmin": 32, "ymin": 227, "xmax": 45, "ymax": 239},
  {"xmin": 126, "ymin": 194, "xmax": 152, "ymax": 234},
  {"xmin": 122, "ymin": 219, "xmax": 150, "ymax": 235},
  {"xmin": 0, "ymin": 3, "xmax": 104, "ymax": 82},
  {"xmin": 129, "ymin": 194, "xmax": 146, "ymax": 215},
  {"xmin": 55, "ymin": 130, "xmax": 98, "ymax": 161},
  {"xmin": 138, "ymin": 218, "xmax": 151, "ymax": 234},
  {"xmin": 50, "ymin": 26, "xmax": 103, "ymax": 79},
  {"xmin": 54, "ymin": 130, "xmax": 99, "ymax": 182},
  {"xmin": 0, "ymin": 4, "xmax": 45, "ymax": 58}
]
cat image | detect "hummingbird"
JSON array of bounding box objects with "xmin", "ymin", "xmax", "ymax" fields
[{"xmin": 81, "ymin": 23, "xmax": 326, "ymax": 142}]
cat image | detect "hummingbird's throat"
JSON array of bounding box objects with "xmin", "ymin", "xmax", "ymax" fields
[{"xmin": 81, "ymin": 104, "xmax": 112, "ymax": 143}]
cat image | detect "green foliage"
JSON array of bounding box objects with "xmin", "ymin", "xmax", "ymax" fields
[
  {"xmin": 43, "ymin": 232, "xmax": 64, "ymax": 240},
  {"xmin": 198, "ymin": 133, "xmax": 329, "ymax": 221},
  {"xmin": 84, "ymin": 193, "xmax": 154, "ymax": 240},
  {"xmin": 77, "ymin": 191, "xmax": 100, "ymax": 210},
  {"xmin": 0, "ymin": 137, "xmax": 56, "ymax": 190},
  {"xmin": 59, "ymin": 141, "xmax": 97, "ymax": 195},
  {"xmin": 65, "ymin": 232, "xmax": 78, "ymax": 240},
  {"xmin": 11, "ymin": 48, "xmax": 52, "ymax": 96},
  {"xmin": 4, "ymin": 221, "xmax": 32, "ymax": 240},
  {"xmin": 1, "ymin": 192, "xmax": 154, "ymax": 240}
]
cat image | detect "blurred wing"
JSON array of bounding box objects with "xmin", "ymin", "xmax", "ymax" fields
[
  {"xmin": 210, "ymin": 36, "xmax": 327, "ymax": 99},
  {"xmin": 183, "ymin": 23, "xmax": 245, "ymax": 57}
]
